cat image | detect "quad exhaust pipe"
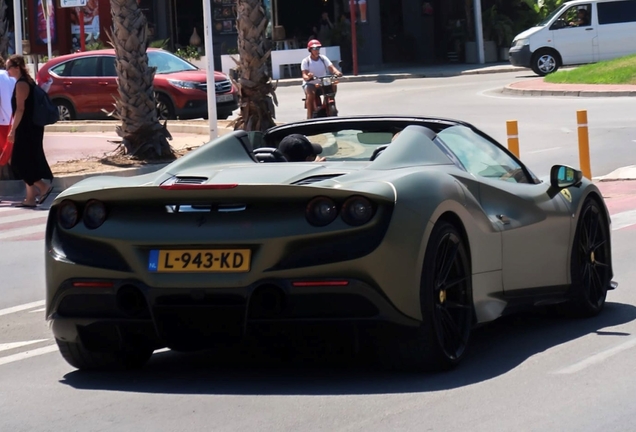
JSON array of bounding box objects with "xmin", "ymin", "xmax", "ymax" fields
[
  {"xmin": 249, "ymin": 283, "xmax": 287, "ymax": 318},
  {"xmin": 116, "ymin": 285, "xmax": 148, "ymax": 318}
]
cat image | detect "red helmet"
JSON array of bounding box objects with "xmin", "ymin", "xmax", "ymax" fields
[{"xmin": 307, "ymin": 39, "xmax": 322, "ymax": 51}]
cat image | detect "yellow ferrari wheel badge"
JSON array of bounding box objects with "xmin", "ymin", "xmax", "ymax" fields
[{"xmin": 439, "ymin": 290, "xmax": 447, "ymax": 304}]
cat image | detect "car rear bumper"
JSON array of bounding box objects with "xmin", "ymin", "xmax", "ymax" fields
[{"xmin": 49, "ymin": 277, "xmax": 420, "ymax": 350}]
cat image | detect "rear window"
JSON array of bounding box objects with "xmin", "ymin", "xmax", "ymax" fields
[{"xmin": 598, "ymin": 0, "xmax": 636, "ymax": 24}]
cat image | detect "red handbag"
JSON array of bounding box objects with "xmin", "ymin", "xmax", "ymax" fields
[{"xmin": 0, "ymin": 126, "xmax": 12, "ymax": 165}]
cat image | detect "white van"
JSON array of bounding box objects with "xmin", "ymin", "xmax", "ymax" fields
[{"xmin": 509, "ymin": 0, "xmax": 636, "ymax": 75}]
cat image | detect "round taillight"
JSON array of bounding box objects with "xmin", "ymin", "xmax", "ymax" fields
[
  {"xmin": 58, "ymin": 200, "xmax": 79, "ymax": 229},
  {"xmin": 341, "ymin": 196, "xmax": 375, "ymax": 226},
  {"xmin": 83, "ymin": 200, "xmax": 107, "ymax": 229},
  {"xmin": 306, "ymin": 197, "xmax": 338, "ymax": 227}
]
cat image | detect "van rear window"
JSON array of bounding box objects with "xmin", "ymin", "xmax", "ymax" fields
[{"xmin": 598, "ymin": 0, "xmax": 636, "ymax": 24}]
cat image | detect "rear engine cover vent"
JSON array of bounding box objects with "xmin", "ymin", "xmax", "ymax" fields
[
  {"xmin": 293, "ymin": 174, "xmax": 344, "ymax": 186},
  {"xmin": 175, "ymin": 176, "xmax": 208, "ymax": 185}
]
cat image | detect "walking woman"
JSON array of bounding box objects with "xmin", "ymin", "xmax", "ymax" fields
[{"xmin": 6, "ymin": 55, "xmax": 54, "ymax": 208}]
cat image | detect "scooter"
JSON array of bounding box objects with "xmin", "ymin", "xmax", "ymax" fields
[{"xmin": 303, "ymin": 75, "xmax": 340, "ymax": 118}]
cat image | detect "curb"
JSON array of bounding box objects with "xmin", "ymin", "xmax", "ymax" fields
[
  {"xmin": 45, "ymin": 120, "xmax": 235, "ymax": 135},
  {"xmin": 0, "ymin": 163, "xmax": 170, "ymax": 197},
  {"xmin": 274, "ymin": 66, "xmax": 526, "ymax": 88},
  {"xmin": 502, "ymin": 84, "xmax": 636, "ymax": 98}
]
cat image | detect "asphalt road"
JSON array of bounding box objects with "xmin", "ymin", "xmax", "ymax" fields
[
  {"xmin": 272, "ymin": 71, "xmax": 636, "ymax": 178},
  {"xmin": 1, "ymin": 221, "xmax": 636, "ymax": 431},
  {"xmin": 2, "ymin": 72, "xmax": 636, "ymax": 431}
]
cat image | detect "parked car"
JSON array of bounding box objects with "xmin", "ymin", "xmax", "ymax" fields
[
  {"xmin": 509, "ymin": 0, "xmax": 636, "ymax": 76},
  {"xmin": 36, "ymin": 48, "xmax": 239, "ymax": 120},
  {"xmin": 45, "ymin": 115, "xmax": 616, "ymax": 372}
]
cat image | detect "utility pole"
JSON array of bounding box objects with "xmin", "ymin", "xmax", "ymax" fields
[
  {"xmin": 474, "ymin": 0, "xmax": 485, "ymax": 64},
  {"xmin": 202, "ymin": 0, "xmax": 218, "ymax": 139},
  {"xmin": 13, "ymin": 0, "xmax": 22, "ymax": 55}
]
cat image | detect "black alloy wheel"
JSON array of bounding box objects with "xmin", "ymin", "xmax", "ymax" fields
[
  {"xmin": 378, "ymin": 221, "xmax": 473, "ymax": 371},
  {"xmin": 564, "ymin": 198, "xmax": 611, "ymax": 317},
  {"xmin": 426, "ymin": 223, "xmax": 473, "ymax": 364}
]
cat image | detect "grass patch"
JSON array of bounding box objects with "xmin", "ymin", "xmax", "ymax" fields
[{"xmin": 545, "ymin": 54, "xmax": 636, "ymax": 85}]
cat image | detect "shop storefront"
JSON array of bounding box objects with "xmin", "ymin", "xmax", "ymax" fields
[
  {"xmin": 18, "ymin": 0, "xmax": 499, "ymax": 68},
  {"xmin": 22, "ymin": 0, "xmax": 166, "ymax": 56}
]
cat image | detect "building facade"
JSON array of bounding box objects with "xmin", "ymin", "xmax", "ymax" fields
[{"xmin": 14, "ymin": 0, "xmax": 523, "ymax": 70}]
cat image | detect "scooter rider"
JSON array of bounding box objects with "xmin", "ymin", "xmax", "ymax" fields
[{"xmin": 302, "ymin": 39, "xmax": 342, "ymax": 119}]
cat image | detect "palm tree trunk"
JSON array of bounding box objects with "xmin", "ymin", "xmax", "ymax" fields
[
  {"xmin": 0, "ymin": 0, "xmax": 9, "ymax": 58},
  {"xmin": 109, "ymin": 0, "xmax": 174, "ymax": 161},
  {"xmin": 233, "ymin": 0, "xmax": 277, "ymax": 132}
]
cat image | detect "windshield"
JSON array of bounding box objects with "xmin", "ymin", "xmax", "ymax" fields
[
  {"xmin": 538, "ymin": 4, "xmax": 569, "ymax": 26},
  {"xmin": 304, "ymin": 130, "xmax": 396, "ymax": 161},
  {"xmin": 148, "ymin": 51, "xmax": 198, "ymax": 74}
]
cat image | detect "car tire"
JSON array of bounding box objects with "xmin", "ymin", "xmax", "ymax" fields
[
  {"xmin": 327, "ymin": 102, "xmax": 338, "ymax": 117},
  {"xmin": 531, "ymin": 49, "xmax": 560, "ymax": 76},
  {"xmin": 558, "ymin": 197, "xmax": 611, "ymax": 318},
  {"xmin": 56, "ymin": 338, "xmax": 154, "ymax": 371},
  {"xmin": 55, "ymin": 100, "xmax": 75, "ymax": 121},
  {"xmin": 155, "ymin": 93, "xmax": 176, "ymax": 121},
  {"xmin": 377, "ymin": 221, "xmax": 473, "ymax": 371}
]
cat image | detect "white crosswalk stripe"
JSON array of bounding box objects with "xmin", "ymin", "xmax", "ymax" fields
[{"xmin": 0, "ymin": 205, "xmax": 49, "ymax": 241}]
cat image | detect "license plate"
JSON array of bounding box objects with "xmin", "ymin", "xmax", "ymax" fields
[
  {"xmin": 216, "ymin": 94, "xmax": 234, "ymax": 103},
  {"xmin": 148, "ymin": 249, "xmax": 251, "ymax": 273}
]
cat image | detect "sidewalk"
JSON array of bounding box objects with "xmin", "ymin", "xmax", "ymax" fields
[
  {"xmin": 503, "ymin": 78, "xmax": 636, "ymax": 97},
  {"xmin": 274, "ymin": 62, "xmax": 526, "ymax": 87}
]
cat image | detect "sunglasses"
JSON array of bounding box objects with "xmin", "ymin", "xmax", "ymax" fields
[
  {"xmin": 6, "ymin": 64, "xmax": 16, "ymax": 70},
  {"xmin": 310, "ymin": 47, "xmax": 321, "ymax": 51}
]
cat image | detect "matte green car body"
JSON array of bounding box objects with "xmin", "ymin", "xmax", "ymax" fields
[{"xmin": 45, "ymin": 116, "xmax": 615, "ymax": 371}]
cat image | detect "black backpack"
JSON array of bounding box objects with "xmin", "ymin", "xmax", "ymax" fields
[{"xmin": 32, "ymin": 84, "xmax": 59, "ymax": 127}]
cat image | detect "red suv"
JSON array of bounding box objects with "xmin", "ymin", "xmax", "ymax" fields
[{"xmin": 36, "ymin": 48, "xmax": 239, "ymax": 120}]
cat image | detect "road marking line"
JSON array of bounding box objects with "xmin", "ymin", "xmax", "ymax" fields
[
  {"xmin": 0, "ymin": 300, "xmax": 45, "ymax": 317},
  {"xmin": 527, "ymin": 147, "xmax": 562, "ymax": 154},
  {"xmin": 555, "ymin": 338, "xmax": 636, "ymax": 374},
  {"xmin": 0, "ymin": 212, "xmax": 49, "ymax": 225},
  {"xmin": 0, "ymin": 339, "xmax": 50, "ymax": 353},
  {"xmin": 0, "ymin": 224, "xmax": 46, "ymax": 240},
  {"xmin": 29, "ymin": 308, "xmax": 46, "ymax": 313},
  {"xmin": 611, "ymin": 209, "xmax": 636, "ymax": 231},
  {"xmin": 0, "ymin": 345, "xmax": 58, "ymax": 367}
]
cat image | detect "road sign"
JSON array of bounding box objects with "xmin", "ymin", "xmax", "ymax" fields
[{"xmin": 59, "ymin": 0, "xmax": 87, "ymax": 8}]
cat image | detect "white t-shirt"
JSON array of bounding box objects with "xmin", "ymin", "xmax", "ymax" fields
[
  {"xmin": 0, "ymin": 71, "xmax": 16, "ymax": 126},
  {"xmin": 301, "ymin": 55, "xmax": 332, "ymax": 85}
]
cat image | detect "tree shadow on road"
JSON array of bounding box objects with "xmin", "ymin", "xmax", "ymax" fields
[{"xmin": 60, "ymin": 302, "xmax": 636, "ymax": 396}]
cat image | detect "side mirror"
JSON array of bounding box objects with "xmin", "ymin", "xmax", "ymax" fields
[{"xmin": 550, "ymin": 165, "xmax": 583, "ymax": 189}]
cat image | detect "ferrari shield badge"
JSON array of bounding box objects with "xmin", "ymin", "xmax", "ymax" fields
[{"xmin": 561, "ymin": 189, "xmax": 572, "ymax": 203}]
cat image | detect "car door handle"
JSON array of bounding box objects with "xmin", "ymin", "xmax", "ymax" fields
[
  {"xmin": 63, "ymin": 81, "xmax": 73, "ymax": 85},
  {"xmin": 496, "ymin": 214, "xmax": 511, "ymax": 225},
  {"xmin": 585, "ymin": 28, "xmax": 594, "ymax": 31},
  {"xmin": 97, "ymin": 82, "xmax": 109, "ymax": 85}
]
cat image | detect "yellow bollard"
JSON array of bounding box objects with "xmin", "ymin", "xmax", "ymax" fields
[
  {"xmin": 577, "ymin": 110, "xmax": 592, "ymax": 179},
  {"xmin": 506, "ymin": 120, "xmax": 520, "ymax": 158}
]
